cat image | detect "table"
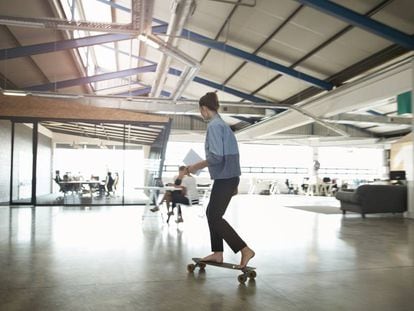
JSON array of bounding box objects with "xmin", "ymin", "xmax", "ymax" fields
[
  {"xmin": 135, "ymin": 185, "xmax": 211, "ymax": 220},
  {"xmin": 134, "ymin": 186, "xmax": 176, "ymax": 209},
  {"xmin": 59, "ymin": 180, "xmax": 104, "ymax": 196}
]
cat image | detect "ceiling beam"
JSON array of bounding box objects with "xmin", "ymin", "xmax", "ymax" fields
[
  {"xmin": 280, "ymin": 44, "xmax": 408, "ymax": 107},
  {"xmin": 0, "ymin": 14, "xmax": 137, "ymax": 34},
  {"xmin": 157, "ymin": 28, "xmax": 334, "ymax": 90},
  {"xmin": 236, "ymin": 57, "xmax": 412, "ymax": 140},
  {"xmin": 247, "ymin": 0, "xmax": 395, "ymax": 99},
  {"xmin": 150, "ymin": 18, "xmax": 333, "ymax": 90},
  {"xmin": 295, "ymin": 0, "xmax": 414, "ymax": 50},
  {"xmin": 168, "ymin": 68, "xmax": 284, "ymax": 112},
  {"xmin": 0, "ymin": 33, "xmax": 132, "ymax": 60},
  {"xmin": 25, "ymin": 64, "xmax": 157, "ymax": 91},
  {"xmin": 223, "ymin": 4, "xmax": 304, "ymax": 86},
  {"xmin": 326, "ymin": 113, "xmax": 412, "ymax": 125},
  {"xmin": 116, "ymin": 86, "xmax": 152, "ymax": 96},
  {"xmin": 0, "ymin": 28, "xmax": 162, "ymax": 61}
]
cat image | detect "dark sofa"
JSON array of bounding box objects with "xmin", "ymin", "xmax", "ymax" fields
[{"xmin": 335, "ymin": 184, "xmax": 407, "ymax": 218}]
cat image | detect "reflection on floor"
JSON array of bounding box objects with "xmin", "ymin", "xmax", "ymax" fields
[
  {"xmin": 1, "ymin": 194, "xmax": 414, "ymax": 310},
  {"xmin": 33, "ymin": 191, "xmax": 149, "ymax": 205}
]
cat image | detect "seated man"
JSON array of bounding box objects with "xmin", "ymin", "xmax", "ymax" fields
[
  {"xmin": 150, "ymin": 166, "xmax": 184, "ymax": 213},
  {"xmin": 170, "ymin": 166, "xmax": 198, "ymax": 223},
  {"xmin": 54, "ymin": 170, "xmax": 65, "ymax": 193}
]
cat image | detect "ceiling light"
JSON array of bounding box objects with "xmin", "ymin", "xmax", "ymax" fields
[
  {"xmin": 31, "ymin": 92, "xmax": 82, "ymax": 99},
  {"xmin": 2, "ymin": 90, "xmax": 28, "ymax": 96},
  {"xmin": 0, "ymin": 19, "xmax": 45, "ymax": 28}
]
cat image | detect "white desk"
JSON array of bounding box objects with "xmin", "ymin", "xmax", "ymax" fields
[
  {"xmin": 134, "ymin": 185, "xmax": 211, "ymax": 220},
  {"xmin": 134, "ymin": 186, "xmax": 176, "ymax": 208}
]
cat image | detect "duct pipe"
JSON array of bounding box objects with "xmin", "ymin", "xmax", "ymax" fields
[
  {"xmin": 150, "ymin": 0, "xmax": 195, "ymax": 97},
  {"xmin": 140, "ymin": 34, "xmax": 200, "ymax": 98},
  {"xmin": 171, "ymin": 66, "xmax": 199, "ymax": 100},
  {"xmin": 290, "ymin": 106, "xmax": 350, "ymax": 137}
]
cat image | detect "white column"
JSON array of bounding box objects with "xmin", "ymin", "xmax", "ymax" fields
[{"xmin": 407, "ymin": 58, "xmax": 414, "ymax": 219}]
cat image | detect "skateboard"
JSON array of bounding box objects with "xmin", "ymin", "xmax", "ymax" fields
[{"xmin": 187, "ymin": 257, "xmax": 256, "ymax": 284}]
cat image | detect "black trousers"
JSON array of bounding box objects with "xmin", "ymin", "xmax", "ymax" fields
[
  {"xmin": 206, "ymin": 177, "xmax": 246, "ymax": 253},
  {"xmin": 171, "ymin": 191, "xmax": 189, "ymax": 208}
]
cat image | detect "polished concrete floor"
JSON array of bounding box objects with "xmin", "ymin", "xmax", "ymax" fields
[
  {"xmin": 26, "ymin": 191, "xmax": 149, "ymax": 205},
  {"xmin": 1, "ymin": 194, "xmax": 414, "ymax": 311}
]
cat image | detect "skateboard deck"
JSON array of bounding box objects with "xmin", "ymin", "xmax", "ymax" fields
[{"xmin": 187, "ymin": 257, "xmax": 256, "ymax": 284}]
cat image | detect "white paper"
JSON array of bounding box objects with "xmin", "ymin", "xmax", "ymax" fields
[{"xmin": 183, "ymin": 149, "xmax": 203, "ymax": 175}]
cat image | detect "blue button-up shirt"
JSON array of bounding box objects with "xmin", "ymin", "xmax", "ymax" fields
[{"xmin": 205, "ymin": 114, "xmax": 241, "ymax": 180}]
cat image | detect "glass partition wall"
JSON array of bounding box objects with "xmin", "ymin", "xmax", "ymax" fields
[
  {"xmin": 37, "ymin": 121, "xmax": 149, "ymax": 206},
  {"xmin": 0, "ymin": 120, "xmax": 13, "ymax": 205},
  {"xmin": 6, "ymin": 120, "xmax": 168, "ymax": 207},
  {"xmin": 10, "ymin": 122, "xmax": 35, "ymax": 204}
]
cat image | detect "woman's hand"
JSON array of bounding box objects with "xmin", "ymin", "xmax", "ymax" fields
[
  {"xmin": 186, "ymin": 165, "xmax": 195, "ymax": 174},
  {"xmin": 187, "ymin": 160, "xmax": 208, "ymax": 174}
]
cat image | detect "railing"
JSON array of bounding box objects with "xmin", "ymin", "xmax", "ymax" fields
[{"xmin": 163, "ymin": 165, "xmax": 379, "ymax": 177}]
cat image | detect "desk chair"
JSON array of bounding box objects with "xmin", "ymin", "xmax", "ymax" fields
[
  {"xmin": 54, "ymin": 178, "xmax": 67, "ymax": 201},
  {"xmin": 89, "ymin": 176, "xmax": 100, "ymax": 196}
]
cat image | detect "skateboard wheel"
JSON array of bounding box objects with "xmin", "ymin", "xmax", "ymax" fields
[
  {"xmin": 187, "ymin": 264, "xmax": 195, "ymax": 273},
  {"xmin": 199, "ymin": 262, "xmax": 206, "ymax": 270},
  {"xmin": 248, "ymin": 270, "xmax": 257, "ymax": 279},
  {"xmin": 238, "ymin": 274, "xmax": 247, "ymax": 284}
]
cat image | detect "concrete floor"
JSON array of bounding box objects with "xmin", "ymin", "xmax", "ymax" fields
[{"xmin": 1, "ymin": 194, "xmax": 414, "ymax": 311}]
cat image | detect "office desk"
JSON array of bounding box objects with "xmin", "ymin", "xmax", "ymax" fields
[
  {"xmin": 135, "ymin": 185, "xmax": 211, "ymax": 220},
  {"xmin": 134, "ymin": 186, "xmax": 176, "ymax": 208}
]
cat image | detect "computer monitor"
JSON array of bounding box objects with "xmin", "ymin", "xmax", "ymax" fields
[{"xmin": 389, "ymin": 170, "xmax": 406, "ymax": 181}]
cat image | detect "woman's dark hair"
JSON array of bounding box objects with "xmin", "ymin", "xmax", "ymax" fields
[{"xmin": 199, "ymin": 92, "xmax": 219, "ymax": 111}]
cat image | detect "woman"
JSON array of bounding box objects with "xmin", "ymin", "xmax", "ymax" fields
[{"xmin": 187, "ymin": 92, "xmax": 255, "ymax": 268}]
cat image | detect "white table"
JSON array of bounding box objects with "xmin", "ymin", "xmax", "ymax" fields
[
  {"xmin": 134, "ymin": 186, "xmax": 176, "ymax": 208},
  {"xmin": 59, "ymin": 180, "xmax": 104, "ymax": 196},
  {"xmin": 135, "ymin": 185, "xmax": 211, "ymax": 220}
]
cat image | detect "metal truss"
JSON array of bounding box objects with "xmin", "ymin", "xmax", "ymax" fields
[{"xmin": 0, "ymin": 14, "xmax": 138, "ymax": 34}]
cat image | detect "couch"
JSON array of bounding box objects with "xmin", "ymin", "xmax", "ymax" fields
[{"xmin": 335, "ymin": 184, "xmax": 407, "ymax": 218}]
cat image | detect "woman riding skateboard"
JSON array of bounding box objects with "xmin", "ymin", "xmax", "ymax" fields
[{"xmin": 187, "ymin": 92, "xmax": 255, "ymax": 269}]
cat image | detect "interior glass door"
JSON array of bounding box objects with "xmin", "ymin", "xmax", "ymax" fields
[{"xmin": 11, "ymin": 122, "xmax": 34, "ymax": 204}]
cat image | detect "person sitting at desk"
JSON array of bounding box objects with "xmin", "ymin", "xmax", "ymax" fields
[
  {"xmin": 150, "ymin": 166, "xmax": 185, "ymax": 213},
  {"xmin": 170, "ymin": 167, "xmax": 198, "ymax": 223},
  {"xmin": 54, "ymin": 170, "xmax": 65, "ymax": 193}
]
